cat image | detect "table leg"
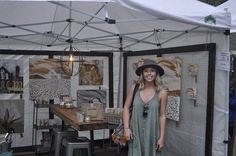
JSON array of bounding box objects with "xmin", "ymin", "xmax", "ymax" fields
[
  {"xmin": 61, "ymin": 120, "xmax": 65, "ymax": 130},
  {"xmin": 90, "ymin": 130, "xmax": 94, "ymax": 156}
]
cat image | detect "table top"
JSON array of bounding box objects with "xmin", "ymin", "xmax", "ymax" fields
[{"xmin": 50, "ymin": 105, "xmax": 108, "ymax": 131}]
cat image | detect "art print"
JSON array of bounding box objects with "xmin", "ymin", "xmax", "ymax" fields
[
  {"xmin": 0, "ymin": 100, "xmax": 24, "ymax": 133},
  {"xmin": 77, "ymin": 89, "xmax": 106, "ymax": 109},
  {"xmin": 29, "ymin": 58, "xmax": 71, "ymax": 101},
  {"xmin": 0, "ymin": 59, "xmax": 23, "ymax": 94}
]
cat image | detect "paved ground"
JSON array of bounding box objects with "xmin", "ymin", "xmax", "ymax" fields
[{"xmin": 13, "ymin": 145, "xmax": 128, "ymax": 156}]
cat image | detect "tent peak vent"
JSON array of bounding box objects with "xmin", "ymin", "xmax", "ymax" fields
[{"xmin": 66, "ymin": 19, "xmax": 74, "ymax": 23}]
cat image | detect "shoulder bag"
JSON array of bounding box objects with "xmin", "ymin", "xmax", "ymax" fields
[{"xmin": 111, "ymin": 83, "xmax": 139, "ymax": 146}]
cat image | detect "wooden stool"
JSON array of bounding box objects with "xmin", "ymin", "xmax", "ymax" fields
[
  {"xmin": 50, "ymin": 128, "xmax": 78, "ymax": 156},
  {"xmin": 62, "ymin": 136, "xmax": 91, "ymax": 156}
]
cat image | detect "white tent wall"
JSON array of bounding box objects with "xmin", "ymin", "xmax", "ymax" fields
[
  {"xmin": 218, "ymin": 0, "xmax": 236, "ymax": 33},
  {"xmin": 164, "ymin": 32, "xmax": 229, "ymax": 156},
  {"xmin": 0, "ymin": 0, "xmax": 231, "ymax": 156}
]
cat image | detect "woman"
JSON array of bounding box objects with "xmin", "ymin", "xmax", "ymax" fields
[{"xmin": 123, "ymin": 59, "xmax": 168, "ymax": 156}]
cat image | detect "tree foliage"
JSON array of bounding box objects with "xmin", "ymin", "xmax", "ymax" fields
[{"xmin": 199, "ymin": 0, "xmax": 227, "ymax": 6}]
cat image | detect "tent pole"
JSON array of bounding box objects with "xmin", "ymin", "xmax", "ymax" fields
[
  {"xmin": 161, "ymin": 26, "xmax": 200, "ymax": 45},
  {"xmin": 48, "ymin": 23, "xmax": 70, "ymax": 46},
  {"xmin": 72, "ymin": 4, "xmax": 106, "ymax": 39},
  {"xmin": 49, "ymin": 1, "xmax": 116, "ymax": 24},
  {"xmin": 117, "ymin": 36, "xmax": 123, "ymax": 108},
  {"xmin": 0, "ymin": 34, "xmax": 47, "ymax": 46},
  {"xmin": 225, "ymin": 33, "xmax": 230, "ymax": 156},
  {"xmin": 0, "ymin": 21, "xmax": 63, "ymax": 42},
  {"xmin": 123, "ymin": 31, "xmax": 158, "ymax": 49},
  {"xmin": 0, "ymin": 20, "xmax": 66, "ymax": 28}
]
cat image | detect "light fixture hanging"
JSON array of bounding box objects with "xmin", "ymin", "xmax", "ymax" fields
[
  {"xmin": 61, "ymin": 41, "xmax": 84, "ymax": 77},
  {"xmin": 60, "ymin": 1, "xmax": 84, "ymax": 77}
]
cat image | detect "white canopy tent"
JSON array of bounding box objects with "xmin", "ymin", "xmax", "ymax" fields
[
  {"xmin": 0, "ymin": 1, "xmax": 231, "ymax": 156},
  {"xmin": 218, "ymin": 0, "xmax": 236, "ymax": 50}
]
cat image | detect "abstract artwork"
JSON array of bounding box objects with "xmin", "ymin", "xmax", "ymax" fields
[
  {"xmin": 29, "ymin": 59, "xmax": 71, "ymax": 79},
  {"xmin": 157, "ymin": 57, "xmax": 182, "ymax": 121},
  {"xmin": 29, "ymin": 79, "xmax": 71, "ymax": 101},
  {"xmin": 29, "ymin": 59, "xmax": 71, "ymax": 101},
  {"xmin": 0, "ymin": 59, "xmax": 23, "ymax": 94},
  {"xmin": 77, "ymin": 89, "xmax": 106, "ymax": 109},
  {"xmin": 0, "ymin": 100, "xmax": 24, "ymax": 133},
  {"xmin": 79, "ymin": 60, "xmax": 103, "ymax": 85}
]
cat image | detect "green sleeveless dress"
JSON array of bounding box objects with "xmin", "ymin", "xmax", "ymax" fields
[{"xmin": 128, "ymin": 90, "xmax": 161, "ymax": 156}]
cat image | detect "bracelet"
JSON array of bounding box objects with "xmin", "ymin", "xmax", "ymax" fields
[{"xmin": 124, "ymin": 127, "xmax": 130, "ymax": 129}]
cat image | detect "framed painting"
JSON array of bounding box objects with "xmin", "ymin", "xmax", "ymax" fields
[{"xmin": 0, "ymin": 100, "xmax": 24, "ymax": 133}]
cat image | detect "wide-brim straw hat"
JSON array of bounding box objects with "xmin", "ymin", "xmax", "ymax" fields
[{"xmin": 135, "ymin": 59, "xmax": 164, "ymax": 76}]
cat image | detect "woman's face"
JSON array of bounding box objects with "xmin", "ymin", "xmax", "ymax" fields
[{"xmin": 142, "ymin": 67, "xmax": 157, "ymax": 82}]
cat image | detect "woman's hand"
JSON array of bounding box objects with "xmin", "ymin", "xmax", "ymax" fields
[
  {"xmin": 124, "ymin": 128, "xmax": 133, "ymax": 141},
  {"xmin": 156, "ymin": 138, "xmax": 164, "ymax": 152}
]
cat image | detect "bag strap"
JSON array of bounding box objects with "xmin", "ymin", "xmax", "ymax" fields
[{"xmin": 129, "ymin": 83, "xmax": 139, "ymax": 113}]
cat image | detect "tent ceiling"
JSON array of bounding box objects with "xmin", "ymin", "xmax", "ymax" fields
[{"xmin": 0, "ymin": 1, "xmax": 228, "ymax": 52}]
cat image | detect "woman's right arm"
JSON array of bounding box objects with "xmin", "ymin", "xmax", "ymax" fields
[{"xmin": 123, "ymin": 84, "xmax": 135, "ymax": 141}]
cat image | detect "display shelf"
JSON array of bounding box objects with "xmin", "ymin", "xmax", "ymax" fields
[{"xmin": 32, "ymin": 100, "xmax": 55, "ymax": 154}]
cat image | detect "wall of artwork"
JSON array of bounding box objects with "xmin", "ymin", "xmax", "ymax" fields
[
  {"xmin": 72, "ymin": 56, "xmax": 110, "ymax": 138},
  {"xmin": 123, "ymin": 44, "xmax": 215, "ymax": 156},
  {"xmin": 0, "ymin": 52, "xmax": 113, "ymax": 147},
  {"xmin": 70, "ymin": 56, "xmax": 110, "ymax": 108},
  {"xmin": 0, "ymin": 55, "xmax": 32, "ymax": 147},
  {"xmin": 0, "ymin": 59, "xmax": 25, "ymax": 135}
]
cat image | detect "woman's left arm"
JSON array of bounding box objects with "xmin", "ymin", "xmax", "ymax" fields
[{"xmin": 156, "ymin": 89, "xmax": 168, "ymax": 151}]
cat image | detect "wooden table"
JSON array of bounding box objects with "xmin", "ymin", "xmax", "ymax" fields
[{"xmin": 50, "ymin": 105, "xmax": 109, "ymax": 156}]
